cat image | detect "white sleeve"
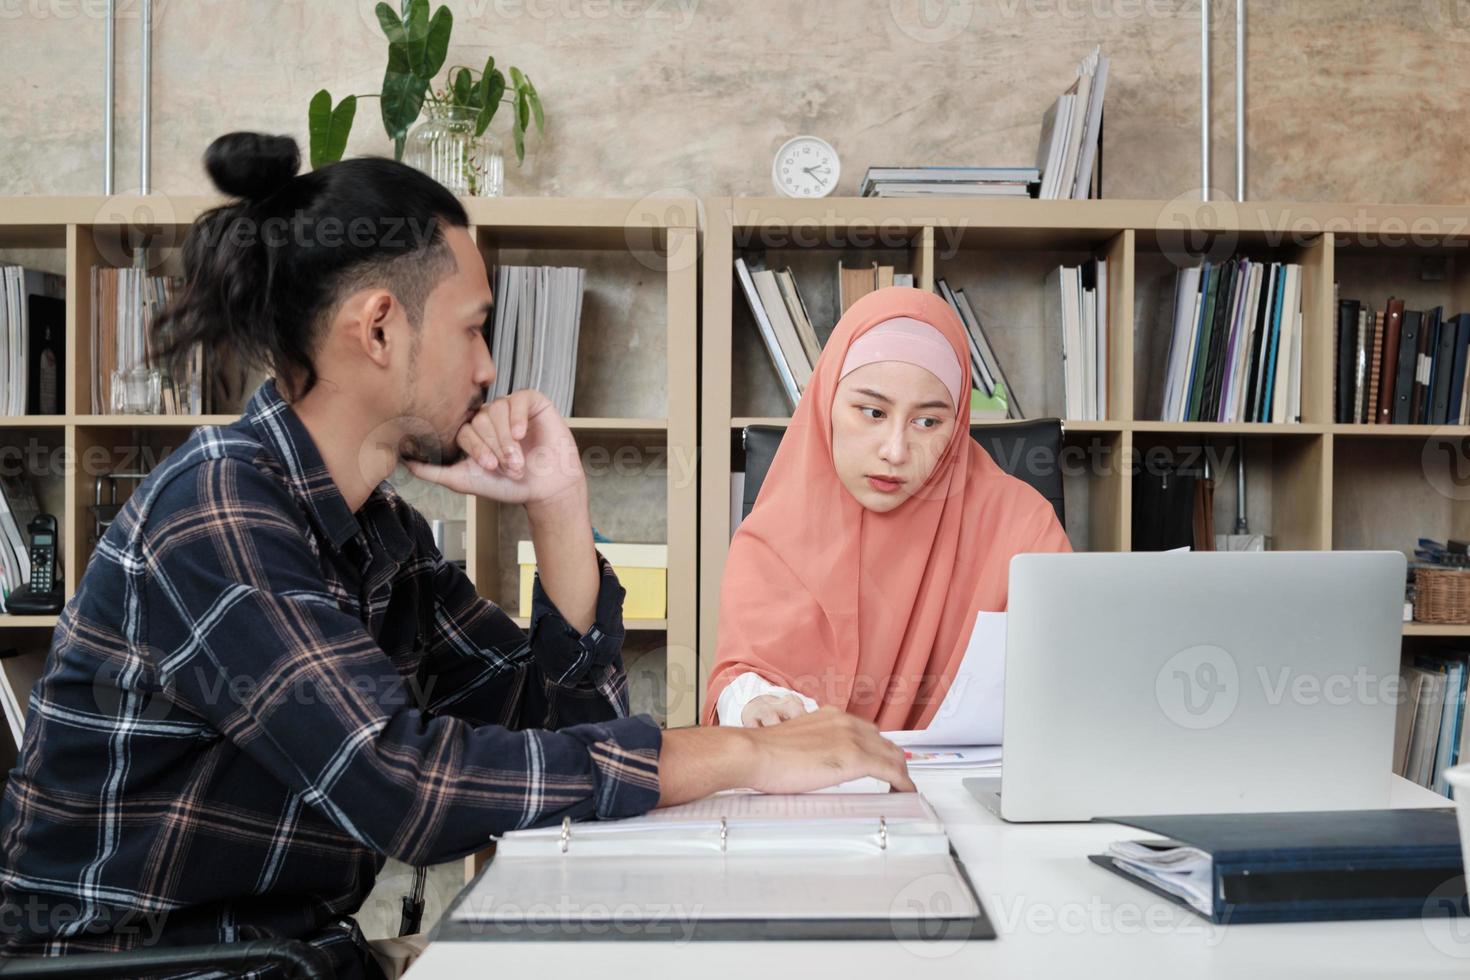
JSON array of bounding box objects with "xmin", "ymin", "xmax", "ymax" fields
[{"xmin": 715, "ymin": 671, "xmax": 819, "ymax": 727}]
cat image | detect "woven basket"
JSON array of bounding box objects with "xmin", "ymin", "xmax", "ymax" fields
[{"xmin": 1415, "ymin": 567, "xmax": 1470, "ymax": 624}]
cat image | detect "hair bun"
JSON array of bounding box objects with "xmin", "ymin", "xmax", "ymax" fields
[{"xmin": 205, "ymin": 132, "xmax": 301, "ymax": 203}]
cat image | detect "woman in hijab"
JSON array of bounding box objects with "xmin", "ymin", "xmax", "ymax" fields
[{"xmin": 705, "ymin": 286, "xmax": 1072, "ymax": 729}]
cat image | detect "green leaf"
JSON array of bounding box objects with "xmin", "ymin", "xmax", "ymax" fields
[
  {"xmin": 308, "ymin": 90, "xmax": 356, "ymax": 168},
  {"xmin": 473, "ymin": 55, "xmax": 496, "ymax": 109},
  {"xmin": 375, "ymin": 2, "xmax": 404, "ymax": 44},
  {"xmin": 512, "ymin": 110, "xmax": 525, "ymax": 165},
  {"xmin": 451, "ymin": 65, "xmax": 473, "ymax": 107},
  {"xmin": 523, "ymin": 74, "xmax": 544, "ymax": 133},
  {"xmin": 403, "ymin": 0, "xmax": 430, "ymax": 75},
  {"xmin": 515, "ymin": 87, "xmax": 530, "ymax": 132},
  {"xmin": 381, "ymin": 42, "xmax": 430, "ymax": 142},
  {"xmin": 475, "ymin": 68, "xmax": 505, "ymax": 137},
  {"xmin": 423, "ymin": 5, "xmax": 452, "ymax": 78}
]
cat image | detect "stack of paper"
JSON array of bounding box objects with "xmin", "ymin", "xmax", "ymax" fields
[
  {"xmin": 488, "ymin": 265, "xmax": 587, "ymax": 415},
  {"xmin": 1046, "ymin": 259, "xmax": 1110, "ymax": 421},
  {"xmin": 1035, "ymin": 46, "xmax": 1110, "ymax": 200},
  {"xmin": 882, "ymin": 611, "xmax": 1005, "ymax": 771},
  {"xmin": 0, "ymin": 267, "xmax": 64, "ymax": 416}
]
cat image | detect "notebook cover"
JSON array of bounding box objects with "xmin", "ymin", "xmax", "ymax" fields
[
  {"xmin": 1395, "ymin": 309, "xmax": 1422, "ymax": 425},
  {"xmin": 1377, "ymin": 298, "xmax": 1405, "ymax": 423}
]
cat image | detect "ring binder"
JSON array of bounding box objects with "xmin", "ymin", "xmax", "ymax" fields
[{"xmin": 445, "ymin": 793, "xmax": 995, "ymax": 941}]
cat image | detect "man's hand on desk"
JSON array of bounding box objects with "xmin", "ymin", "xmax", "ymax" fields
[
  {"xmin": 741, "ymin": 692, "xmax": 811, "ymax": 727},
  {"xmin": 656, "ymin": 706, "xmax": 915, "ymax": 807}
]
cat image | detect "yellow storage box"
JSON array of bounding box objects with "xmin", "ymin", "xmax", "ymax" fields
[{"xmin": 518, "ymin": 541, "xmax": 668, "ymax": 621}]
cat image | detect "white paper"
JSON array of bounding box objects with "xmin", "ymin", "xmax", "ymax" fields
[
  {"xmin": 891, "ymin": 744, "xmax": 1002, "ymax": 770},
  {"xmin": 882, "ymin": 612, "xmax": 1005, "ymax": 748}
]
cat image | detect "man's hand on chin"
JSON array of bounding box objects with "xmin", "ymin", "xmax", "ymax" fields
[{"xmin": 406, "ymin": 389, "xmax": 587, "ymax": 509}]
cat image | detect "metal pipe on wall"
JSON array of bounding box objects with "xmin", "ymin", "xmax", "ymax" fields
[
  {"xmin": 1200, "ymin": 0, "xmax": 1210, "ymax": 200},
  {"xmin": 1236, "ymin": 0, "xmax": 1245, "ymax": 201},
  {"xmin": 104, "ymin": 0, "xmax": 115, "ymax": 194},
  {"xmin": 140, "ymin": 0, "xmax": 152, "ymax": 196}
]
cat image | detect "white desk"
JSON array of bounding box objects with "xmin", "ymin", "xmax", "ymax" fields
[{"xmin": 406, "ymin": 772, "xmax": 1468, "ymax": 978}]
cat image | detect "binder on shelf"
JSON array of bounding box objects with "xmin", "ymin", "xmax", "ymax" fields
[{"xmin": 438, "ymin": 792, "xmax": 995, "ymax": 942}]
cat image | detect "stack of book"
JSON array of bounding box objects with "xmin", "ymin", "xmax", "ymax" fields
[
  {"xmin": 935, "ymin": 278, "xmax": 1024, "ymax": 420},
  {"xmin": 1046, "ymin": 260, "xmax": 1109, "ymax": 421},
  {"xmin": 1158, "ymin": 259, "xmax": 1304, "ymax": 424},
  {"xmin": 859, "ymin": 166, "xmax": 1039, "ymax": 198},
  {"xmin": 734, "ymin": 257, "xmax": 823, "ymax": 410},
  {"xmin": 0, "ymin": 267, "xmax": 65, "ymax": 416},
  {"xmin": 1035, "ymin": 46, "xmax": 1110, "ymax": 200},
  {"xmin": 90, "ymin": 266, "xmax": 216, "ymax": 415},
  {"xmin": 1334, "ymin": 299, "xmax": 1470, "ymax": 426},
  {"xmin": 734, "ymin": 258, "xmax": 917, "ymax": 411},
  {"xmin": 487, "ymin": 265, "xmax": 587, "ymax": 416},
  {"xmin": 1397, "ymin": 653, "xmax": 1468, "ymax": 798},
  {"xmin": 0, "ymin": 474, "xmax": 42, "ymax": 614}
]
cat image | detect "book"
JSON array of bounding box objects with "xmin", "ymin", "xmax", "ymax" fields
[
  {"xmin": 773, "ymin": 268, "xmax": 822, "ymax": 369},
  {"xmin": 751, "ymin": 269, "xmax": 813, "ymax": 392},
  {"xmin": 838, "ymin": 261, "xmax": 878, "ymax": 315},
  {"xmin": 734, "ymin": 257, "xmax": 800, "ymax": 410},
  {"xmin": 443, "ymin": 791, "xmax": 995, "ymax": 941}
]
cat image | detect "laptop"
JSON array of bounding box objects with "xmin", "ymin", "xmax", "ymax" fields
[{"xmin": 965, "ymin": 550, "xmax": 1407, "ymax": 822}]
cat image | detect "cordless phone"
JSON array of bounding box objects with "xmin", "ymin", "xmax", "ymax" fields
[{"xmin": 6, "ymin": 514, "xmax": 62, "ymax": 614}]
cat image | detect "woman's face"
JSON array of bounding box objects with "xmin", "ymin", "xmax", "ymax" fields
[{"xmin": 830, "ymin": 360, "xmax": 957, "ymax": 513}]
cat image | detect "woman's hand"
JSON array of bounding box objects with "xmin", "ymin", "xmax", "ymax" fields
[
  {"xmin": 741, "ymin": 693, "xmax": 813, "ymax": 728},
  {"xmin": 406, "ymin": 389, "xmax": 585, "ymax": 508}
]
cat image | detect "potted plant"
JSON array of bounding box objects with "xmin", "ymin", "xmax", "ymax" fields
[{"xmin": 308, "ymin": 0, "xmax": 544, "ymax": 196}]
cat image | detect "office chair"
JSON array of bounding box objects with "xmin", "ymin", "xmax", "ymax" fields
[
  {"xmin": 740, "ymin": 417, "xmax": 1067, "ymax": 527},
  {"xmin": 0, "ymin": 939, "xmax": 334, "ymax": 979}
]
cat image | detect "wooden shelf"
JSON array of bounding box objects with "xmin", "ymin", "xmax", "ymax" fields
[
  {"xmin": 0, "ymin": 194, "xmax": 701, "ymax": 795},
  {"xmin": 70, "ymin": 414, "xmax": 242, "ymax": 427},
  {"xmin": 0, "ymin": 615, "xmax": 60, "ymax": 629},
  {"xmin": 565, "ymin": 418, "xmax": 667, "ymax": 432},
  {"xmin": 702, "ymin": 196, "xmax": 1470, "ymax": 708},
  {"xmin": 511, "ymin": 616, "xmax": 667, "ymax": 632},
  {"xmin": 1131, "ymin": 421, "xmax": 1329, "ymax": 436},
  {"xmin": 1331, "ymin": 424, "xmax": 1470, "ymax": 438},
  {"xmin": 1403, "ymin": 622, "xmax": 1470, "ymax": 637}
]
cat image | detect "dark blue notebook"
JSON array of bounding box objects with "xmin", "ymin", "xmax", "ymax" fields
[{"xmin": 1089, "ymin": 808, "xmax": 1468, "ymax": 925}]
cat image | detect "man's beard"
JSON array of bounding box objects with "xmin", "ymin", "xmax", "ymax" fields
[{"xmin": 397, "ymin": 394, "xmax": 484, "ymax": 466}]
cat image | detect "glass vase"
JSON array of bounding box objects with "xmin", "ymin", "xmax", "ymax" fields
[{"xmin": 403, "ymin": 103, "xmax": 504, "ymax": 197}]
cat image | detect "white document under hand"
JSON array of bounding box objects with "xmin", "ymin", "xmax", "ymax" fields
[{"xmin": 882, "ymin": 611, "xmax": 1005, "ymax": 749}]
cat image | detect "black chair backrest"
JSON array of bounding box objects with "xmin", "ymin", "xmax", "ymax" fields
[{"xmin": 741, "ymin": 418, "xmax": 1066, "ymax": 527}]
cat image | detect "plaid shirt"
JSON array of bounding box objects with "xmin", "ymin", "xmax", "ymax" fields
[{"xmin": 0, "ymin": 378, "xmax": 662, "ymax": 978}]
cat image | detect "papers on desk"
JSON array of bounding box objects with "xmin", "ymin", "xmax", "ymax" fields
[
  {"xmin": 1104, "ymin": 839, "xmax": 1213, "ymax": 916},
  {"xmin": 890, "ymin": 741, "xmax": 1002, "ymax": 772},
  {"xmin": 882, "ymin": 611, "xmax": 1005, "ymax": 769}
]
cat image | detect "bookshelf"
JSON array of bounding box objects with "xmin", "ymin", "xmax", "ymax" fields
[
  {"xmin": 699, "ymin": 196, "xmax": 1470, "ymax": 711},
  {"xmin": 0, "ymin": 195, "xmax": 701, "ymax": 749}
]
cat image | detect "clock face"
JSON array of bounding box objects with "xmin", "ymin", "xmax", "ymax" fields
[{"xmin": 772, "ymin": 136, "xmax": 840, "ymax": 198}]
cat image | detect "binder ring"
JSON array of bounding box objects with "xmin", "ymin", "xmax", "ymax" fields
[
  {"xmin": 560, "ymin": 817, "xmax": 571, "ymax": 854},
  {"xmin": 878, "ymin": 816, "xmax": 888, "ymax": 851},
  {"xmin": 720, "ymin": 817, "xmax": 729, "ymax": 853}
]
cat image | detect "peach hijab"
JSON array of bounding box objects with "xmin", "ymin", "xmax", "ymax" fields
[{"xmin": 705, "ymin": 286, "xmax": 1072, "ymax": 729}]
